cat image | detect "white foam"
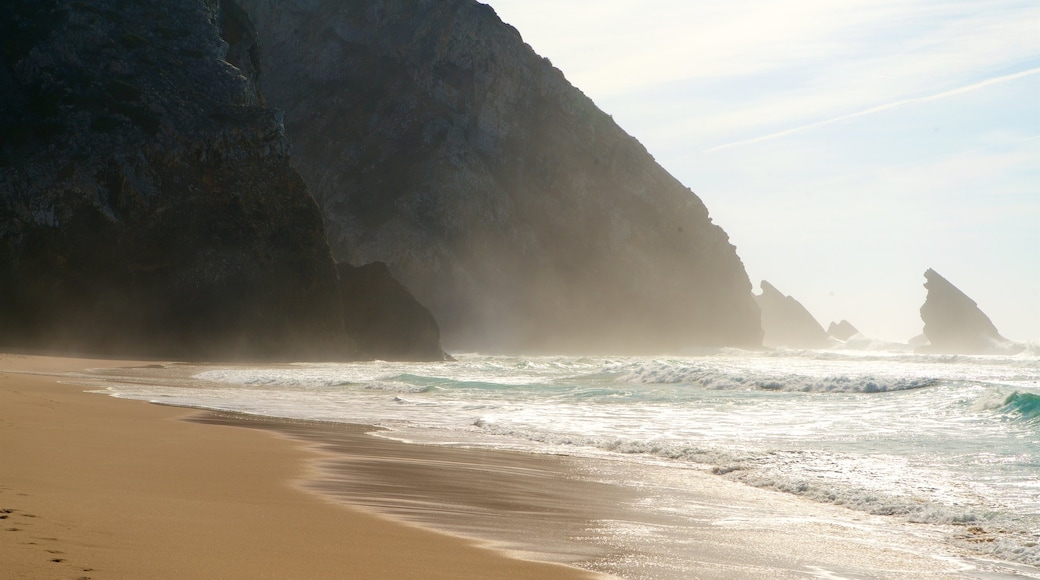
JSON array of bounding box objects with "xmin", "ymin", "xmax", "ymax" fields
[
  {"xmin": 84, "ymin": 350, "xmax": 1040, "ymax": 572},
  {"xmin": 609, "ymin": 359, "xmax": 939, "ymax": 392}
]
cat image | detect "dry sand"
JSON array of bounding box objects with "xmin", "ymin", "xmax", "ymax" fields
[{"xmin": 0, "ymin": 353, "xmax": 598, "ymax": 579}]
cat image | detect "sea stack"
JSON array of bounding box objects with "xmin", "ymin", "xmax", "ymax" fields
[
  {"xmin": 755, "ymin": 281, "xmax": 829, "ymax": 349},
  {"xmin": 0, "ymin": 0, "xmax": 353, "ymax": 359},
  {"xmin": 236, "ymin": 0, "xmax": 763, "ymax": 354},
  {"xmin": 827, "ymin": 320, "xmax": 861, "ymax": 342},
  {"xmin": 918, "ymin": 269, "xmax": 1011, "ymax": 354}
]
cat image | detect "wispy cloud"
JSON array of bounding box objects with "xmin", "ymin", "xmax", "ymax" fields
[
  {"xmin": 704, "ymin": 67, "xmax": 1040, "ymax": 152},
  {"xmin": 486, "ymin": 0, "xmax": 1040, "ymax": 340},
  {"xmin": 493, "ymin": 1, "xmax": 1039, "ymax": 93},
  {"xmin": 492, "ymin": 0, "xmax": 1040, "ymax": 154}
]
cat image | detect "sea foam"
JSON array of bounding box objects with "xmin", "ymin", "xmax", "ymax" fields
[
  {"xmin": 92, "ymin": 350, "xmax": 1039, "ymax": 572},
  {"xmin": 608, "ymin": 359, "xmax": 938, "ymax": 392}
]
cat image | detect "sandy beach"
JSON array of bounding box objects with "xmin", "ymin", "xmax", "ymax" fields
[
  {"xmin": 6, "ymin": 352, "xmax": 1034, "ymax": 580},
  {"xmin": 0, "ymin": 353, "xmax": 598, "ymax": 579}
]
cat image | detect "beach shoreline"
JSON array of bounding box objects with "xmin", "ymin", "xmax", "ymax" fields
[
  {"xmin": 6, "ymin": 352, "xmax": 1035, "ymax": 579},
  {"xmin": 0, "ymin": 353, "xmax": 601, "ymax": 579}
]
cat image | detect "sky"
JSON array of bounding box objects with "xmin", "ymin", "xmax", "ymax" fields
[{"xmin": 486, "ymin": 0, "xmax": 1040, "ymax": 343}]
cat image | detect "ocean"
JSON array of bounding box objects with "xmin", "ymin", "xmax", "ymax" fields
[{"xmin": 75, "ymin": 347, "xmax": 1040, "ymax": 579}]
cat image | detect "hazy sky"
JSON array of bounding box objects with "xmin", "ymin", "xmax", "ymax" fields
[{"xmin": 486, "ymin": 0, "xmax": 1040, "ymax": 343}]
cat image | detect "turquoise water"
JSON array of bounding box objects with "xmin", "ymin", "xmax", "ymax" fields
[
  {"xmin": 83, "ymin": 347, "xmax": 1040, "ymax": 576},
  {"xmin": 1006, "ymin": 392, "xmax": 1040, "ymax": 420}
]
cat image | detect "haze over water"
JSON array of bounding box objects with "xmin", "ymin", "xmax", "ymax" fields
[
  {"xmin": 83, "ymin": 347, "xmax": 1040, "ymax": 578},
  {"xmin": 487, "ymin": 0, "xmax": 1040, "ymax": 343}
]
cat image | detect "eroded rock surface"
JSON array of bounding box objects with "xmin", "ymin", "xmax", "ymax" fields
[
  {"xmin": 755, "ymin": 281, "xmax": 828, "ymax": 349},
  {"xmin": 338, "ymin": 262, "xmax": 449, "ymax": 362},
  {"xmin": 238, "ymin": 0, "xmax": 762, "ymax": 353},
  {"xmin": 919, "ymin": 269, "xmax": 1009, "ymax": 354},
  {"xmin": 827, "ymin": 320, "xmax": 861, "ymax": 342},
  {"xmin": 0, "ymin": 0, "xmax": 351, "ymax": 359}
]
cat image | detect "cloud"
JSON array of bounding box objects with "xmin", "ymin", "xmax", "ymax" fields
[
  {"xmin": 704, "ymin": 67, "xmax": 1040, "ymax": 152},
  {"xmin": 492, "ymin": 1, "xmax": 1039, "ymax": 89},
  {"xmin": 486, "ymin": 0, "xmax": 1040, "ymax": 340},
  {"xmin": 493, "ymin": 0, "xmax": 880, "ymax": 93},
  {"xmin": 491, "ymin": 0, "xmax": 1040, "ymax": 152}
]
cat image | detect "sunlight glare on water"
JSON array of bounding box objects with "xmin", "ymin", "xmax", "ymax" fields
[{"xmin": 81, "ymin": 348, "xmax": 1040, "ymax": 573}]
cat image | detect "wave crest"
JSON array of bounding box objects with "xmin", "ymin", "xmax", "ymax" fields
[
  {"xmin": 610, "ymin": 361, "xmax": 937, "ymax": 393},
  {"xmin": 1002, "ymin": 391, "xmax": 1040, "ymax": 421},
  {"xmin": 471, "ymin": 417, "xmax": 1039, "ymax": 567}
]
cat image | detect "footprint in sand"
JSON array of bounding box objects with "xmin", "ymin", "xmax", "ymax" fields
[
  {"xmin": 2, "ymin": 508, "xmax": 24, "ymax": 531},
  {"xmin": 2, "ymin": 504, "xmax": 97, "ymax": 575}
]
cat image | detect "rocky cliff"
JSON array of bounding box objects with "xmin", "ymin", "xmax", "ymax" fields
[
  {"xmin": 755, "ymin": 281, "xmax": 828, "ymax": 349},
  {"xmin": 0, "ymin": 0, "xmax": 351, "ymax": 359},
  {"xmin": 919, "ymin": 269, "xmax": 1010, "ymax": 354},
  {"xmin": 338, "ymin": 262, "xmax": 449, "ymax": 361},
  {"xmin": 237, "ymin": 0, "xmax": 762, "ymax": 353}
]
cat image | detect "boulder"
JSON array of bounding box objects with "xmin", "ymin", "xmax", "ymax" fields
[
  {"xmin": 338, "ymin": 262, "xmax": 449, "ymax": 362},
  {"xmin": 918, "ymin": 269, "xmax": 1010, "ymax": 354},
  {"xmin": 755, "ymin": 281, "xmax": 829, "ymax": 349},
  {"xmin": 235, "ymin": 0, "xmax": 763, "ymax": 354}
]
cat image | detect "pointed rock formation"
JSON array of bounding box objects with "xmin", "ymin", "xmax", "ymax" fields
[
  {"xmin": 755, "ymin": 281, "xmax": 829, "ymax": 349},
  {"xmin": 338, "ymin": 262, "xmax": 449, "ymax": 361},
  {"xmin": 827, "ymin": 320, "xmax": 861, "ymax": 342},
  {"xmin": 0, "ymin": 0, "xmax": 354, "ymax": 359},
  {"xmin": 919, "ymin": 269, "xmax": 1009, "ymax": 354},
  {"xmin": 235, "ymin": 0, "xmax": 762, "ymax": 353}
]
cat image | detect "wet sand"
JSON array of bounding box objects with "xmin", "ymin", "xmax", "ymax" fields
[
  {"xmin": 0, "ymin": 353, "xmax": 599, "ymax": 579},
  {"xmin": 3, "ymin": 353, "xmax": 1024, "ymax": 580},
  {"xmin": 187, "ymin": 410, "xmax": 1004, "ymax": 580}
]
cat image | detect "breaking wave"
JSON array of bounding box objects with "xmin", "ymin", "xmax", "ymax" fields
[
  {"xmin": 1003, "ymin": 392, "xmax": 1040, "ymax": 422},
  {"xmin": 471, "ymin": 419, "xmax": 1040, "ymax": 567},
  {"xmin": 608, "ymin": 360, "xmax": 938, "ymax": 392}
]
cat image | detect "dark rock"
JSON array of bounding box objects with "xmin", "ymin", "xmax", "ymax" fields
[
  {"xmin": 827, "ymin": 320, "xmax": 861, "ymax": 342},
  {"xmin": 755, "ymin": 281, "xmax": 828, "ymax": 349},
  {"xmin": 337, "ymin": 262, "xmax": 449, "ymax": 362},
  {"xmin": 0, "ymin": 0, "xmax": 352, "ymax": 360},
  {"xmin": 236, "ymin": 0, "xmax": 762, "ymax": 354},
  {"xmin": 918, "ymin": 269, "xmax": 1010, "ymax": 354}
]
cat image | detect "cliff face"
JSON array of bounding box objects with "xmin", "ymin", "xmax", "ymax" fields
[
  {"xmin": 919, "ymin": 269, "xmax": 1006, "ymax": 354},
  {"xmin": 755, "ymin": 281, "xmax": 828, "ymax": 349},
  {"xmin": 237, "ymin": 0, "xmax": 762, "ymax": 353},
  {"xmin": 338, "ymin": 262, "xmax": 448, "ymax": 361},
  {"xmin": 0, "ymin": 0, "xmax": 351, "ymax": 359}
]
